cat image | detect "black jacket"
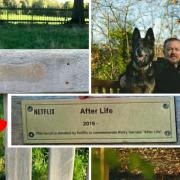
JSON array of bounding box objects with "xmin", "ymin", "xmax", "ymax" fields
[{"xmin": 154, "ymin": 58, "xmax": 180, "ymax": 93}]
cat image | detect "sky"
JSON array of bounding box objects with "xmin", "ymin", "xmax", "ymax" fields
[{"xmin": 92, "ymin": 0, "xmax": 180, "ymax": 44}]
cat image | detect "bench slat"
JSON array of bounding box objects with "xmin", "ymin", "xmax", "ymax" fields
[
  {"xmin": 48, "ymin": 148, "xmax": 75, "ymax": 180},
  {"xmin": 92, "ymin": 79, "xmax": 120, "ymax": 94},
  {"xmin": 6, "ymin": 148, "xmax": 32, "ymax": 180},
  {"xmin": 0, "ymin": 50, "xmax": 88, "ymax": 93}
]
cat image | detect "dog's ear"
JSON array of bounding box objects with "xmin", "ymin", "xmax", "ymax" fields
[
  {"xmin": 132, "ymin": 28, "xmax": 141, "ymax": 42},
  {"xmin": 145, "ymin": 28, "xmax": 155, "ymax": 43}
]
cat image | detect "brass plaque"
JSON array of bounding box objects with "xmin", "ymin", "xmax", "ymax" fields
[{"xmin": 22, "ymin": 97, "xmax": 176, "ymax": 144}]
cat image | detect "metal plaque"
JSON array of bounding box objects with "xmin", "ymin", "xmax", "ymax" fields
[{"xmin": 22, "ymin": 97, "xmax": 176, "ymax": 144}]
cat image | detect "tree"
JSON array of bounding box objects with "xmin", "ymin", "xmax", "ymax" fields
[
  {"xmin": 0, "ymin": 0, "xmax": 3, "ymax": 7},
  {"xmin": 24, "ymin": 0, "xmax": 33, "ymax": 7},
  {"xmin": 20, "ymin": 0, "xmax": 28, "ymax": 7},
  {"xmin": 70, "ymin": 0, "xmax": 85, "ymax": 24},
  {"xmin": 3, "ymin": 0, "xmax": 17, "ymax": 7},
  {"xmin": 91, "ymin": 0, "xmax": 133, "ymax": 80},
  {"xmin": 32, "ymin": 0, "xmax": 47, "ymax": 8},
  {"xmin": 63, "ymin": 1, "xmax": 73, "ymax": 9},
  {"xmin": 45, "ymin": 0, "xmax": 62, "ymax": 8}
]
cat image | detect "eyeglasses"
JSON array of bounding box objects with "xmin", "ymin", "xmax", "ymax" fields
[{"xmin": 166, "ymin": 48, "xmax": 180, "ymax": 53}]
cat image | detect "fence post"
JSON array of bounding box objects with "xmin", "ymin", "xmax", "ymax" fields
[
  {"xmin": 48, "ymin": 148, "xmax": 75, "ymax": 180},
  {"xmin": 3, "ymin": 95, "xmax": 32, "ymax": 180}
]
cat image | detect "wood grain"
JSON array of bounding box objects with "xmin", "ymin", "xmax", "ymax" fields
[
  {"xmin": 6, "ymin": 148, "xmax": 32, "ymax": 180},
  {"xmin": 48, "ymin": 148, "xmax": 75, "ymax": 180},
  {"xmin": 0, "ymin": 50, "xmax": 89, "ymax": 93},
  {"xmin": 4, "ymin": 95, "xmax": 32, "ymax": 180}
]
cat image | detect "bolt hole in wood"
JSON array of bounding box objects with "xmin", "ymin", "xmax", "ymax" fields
[
  {"xmin": 67, "ymin": 62, "xmax": 70, "ymax": 65},
  {"xmin": 65, "ymin": 81, "xmax": 69, "ymax": 84}
]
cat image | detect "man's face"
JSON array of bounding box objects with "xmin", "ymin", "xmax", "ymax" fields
[{"xmin": 164, "ymin": 40, "xmax": 180, "ymax": 65}]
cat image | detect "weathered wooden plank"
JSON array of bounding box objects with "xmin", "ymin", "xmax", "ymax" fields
[
  {"xmin": 11, "ymin": 96, "xmax": 180, "ymax": 145},
  {"xmin": 4, "ymin": 95, "xmax": 32, "ymax": 180},
  {"xmin": 92, "ymin": 79, "xmax": 120, "ymax": 94},
  {"xmin": 6, "ymin": 148, "xmax": 32, "ymax": 180},
  {"xmin": 0, "ymin": 50, "xmax": 89, "ymax": 93},
  {"xmin": 48, "ymin": 148, "xmax": 75, "ymax": 180}
]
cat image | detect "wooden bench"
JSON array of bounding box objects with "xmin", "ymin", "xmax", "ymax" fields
[
  {"xmin": 0, "ymin": 50, "xmax": 88, "ymax": 93},
  {"xmin": 10, "ymin": 96, "xmax": 180, "ymax": 145},
  {"xmin": 0, "ymin": 49, "xmax": 88, "ymax": 180},
  {"xmin": 3, "ymin": 96, "xmax": 89, "ymax": 180},
  {"xmin": 6, "ymin": 148, "xmax": 75, "ymax": 180},
  {"xmin": 91, "ymin": 78, "xmax": 120, "ymax": 93}
]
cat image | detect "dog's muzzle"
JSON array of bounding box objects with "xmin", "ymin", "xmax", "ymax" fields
[{"xmin": 135, "ymin": 48, "xmax": 147, "ymax": 64}]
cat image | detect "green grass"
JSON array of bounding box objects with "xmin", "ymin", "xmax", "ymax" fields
[
  {"xmin": 73, "ymin": 148, "xmax": 89, "ymax": 180},
  {"xmin": 0, "ymin": 133, "xmax": 5, "ymax": 180},
  {"xmin": 32, "ymin": 148, "xmax": 89, "ymax": 180},
  {"xmin": 32, "ymin": 148, "xmax": 48, "ymax": 180},
  {"xmin": 0, "ymin": 24, "xmax": 89, "ymax": 48},
  {"xmin": 0, "ymin": 14, "xmax": 70, "ymax": 21}
]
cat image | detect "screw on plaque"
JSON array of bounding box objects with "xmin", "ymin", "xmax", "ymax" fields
[
  {"xmin": 163, "ymin": 103, "xmax": 169, "ymax": 109},
  {"xmin": 27, "ymin": 106, "xmax": 33, "ymax": 112},
  {"xmin": 164, "ymin": 131, "xmax": 171, "ymax": 136},
  {"xmin": 28, "ymin": 132, "xmax": 35, "ymax": 138}
]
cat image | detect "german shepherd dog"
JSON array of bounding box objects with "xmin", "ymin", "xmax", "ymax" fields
[{"xmin": 120, "ymin": 28, "xmax": 155, "ymax": 93}]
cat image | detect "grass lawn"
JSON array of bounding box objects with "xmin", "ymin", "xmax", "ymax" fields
[{"xmin": 0, "ymin": 24, "xmax": 89, "ymax": 48}]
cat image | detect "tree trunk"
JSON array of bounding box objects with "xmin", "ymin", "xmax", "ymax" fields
[{"xmin": 70, "ymin": 0, "xmax": 85, "ymax": 24}]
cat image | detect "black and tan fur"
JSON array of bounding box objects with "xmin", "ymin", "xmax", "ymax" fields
[{"xmin": 120, "ymin": 28, "xmax": 155, "ymax": 93}]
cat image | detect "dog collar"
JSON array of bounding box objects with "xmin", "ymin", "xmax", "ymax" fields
[{"xmin": 132, "ymin": 61, "xmax": 152, "ymax": 71}]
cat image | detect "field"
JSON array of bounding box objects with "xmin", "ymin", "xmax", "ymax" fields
[{"xmin": 0, "ymin": 24, "xmax": 89, "ymax": 48}]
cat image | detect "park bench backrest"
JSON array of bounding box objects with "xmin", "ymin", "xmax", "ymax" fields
[
  {"xmin": 92, "ymin": 78, "xmax": 120, "ymax": 93},
  {"xmin": 0, "ymin": 50, "xmax": 88, "ymax": 93},
  {"xmin": 5, "ymin": 148, "xmax": 75, "ymax": 180},
  {"xmin": 3, "ymin": 95, "xmax": 76, "ymax": 180}
]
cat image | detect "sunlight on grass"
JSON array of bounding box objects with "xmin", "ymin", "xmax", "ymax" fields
[{"xmin": 0, "ymin": 14, "xmax": 70, "ymax": 21}]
